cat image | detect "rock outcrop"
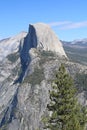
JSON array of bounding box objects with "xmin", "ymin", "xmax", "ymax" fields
[
  {"xmin": 28, "ymin": 23, "xmax": 67, "ymax": 57},
  {"xmin": 0, "ymin": 32, "xmax": 27, "ymax": 61},
  {"xmin": 0, "ymin": 23, "xmax": 87, "ymax": 130},
  {"xmin": 19, "ymin": 23, "xmax": 67, "ymax": 83}
]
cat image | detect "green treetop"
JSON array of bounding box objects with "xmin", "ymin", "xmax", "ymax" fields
[{"xmin": 45, "ymin": 64, "xmax": 87, "ymax": 130}]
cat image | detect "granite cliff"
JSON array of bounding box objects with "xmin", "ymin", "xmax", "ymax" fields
[{"xmin": 0, "ymin": 23, "xmax": 87, "ymax": 130}]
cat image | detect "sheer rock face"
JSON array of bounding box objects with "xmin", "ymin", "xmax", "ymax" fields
[
  {"xmin": 19, "ymin": 23, "xmax": 67, "ymax": 82},
  {"xmin": 20, "ymin": 23, "xmax": 67, "ymax": 71},
  {"xmin": 0, "ymin": 23, "xmax": 87, "ymax": 130},
  {"xmin": 28, "ymin": 23, "xmax": 67, "ymax": 58}
]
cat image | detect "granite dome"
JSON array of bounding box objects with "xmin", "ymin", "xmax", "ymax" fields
[{"xmin": 28, "ymin": 23, "xmax": 67, "ymax": 58}]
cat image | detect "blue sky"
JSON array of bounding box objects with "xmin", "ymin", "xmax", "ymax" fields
[{"xmin": 0, "ymin": 0, "xmax": 87, "ymax": 41}]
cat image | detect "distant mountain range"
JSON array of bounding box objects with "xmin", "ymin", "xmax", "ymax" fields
[
  {"xmin": 62, "ymin": 38, "xmax": 87, "ymax": 48},
  {"xmin": 62, "ymin": 39, "xmax": 87, "ymax": 65}
]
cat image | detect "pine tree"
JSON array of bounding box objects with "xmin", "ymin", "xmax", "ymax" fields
[{"xmin": 45, "ymin": 64, "xmax": 87, "ymax": 130}]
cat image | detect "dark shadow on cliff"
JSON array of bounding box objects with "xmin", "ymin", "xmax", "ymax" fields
[
  {"xmin": 0, "ymin": 87, "xmax": 19, "ymax": 128},
  {"xmin": 14, "ymin": 24, "xmax": 38, "ymax": 84}
]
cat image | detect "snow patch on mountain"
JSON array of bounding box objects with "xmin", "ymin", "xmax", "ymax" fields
[{"xmin": 71, "ymin": 39, "xmax": 87, "ymax": 44}]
